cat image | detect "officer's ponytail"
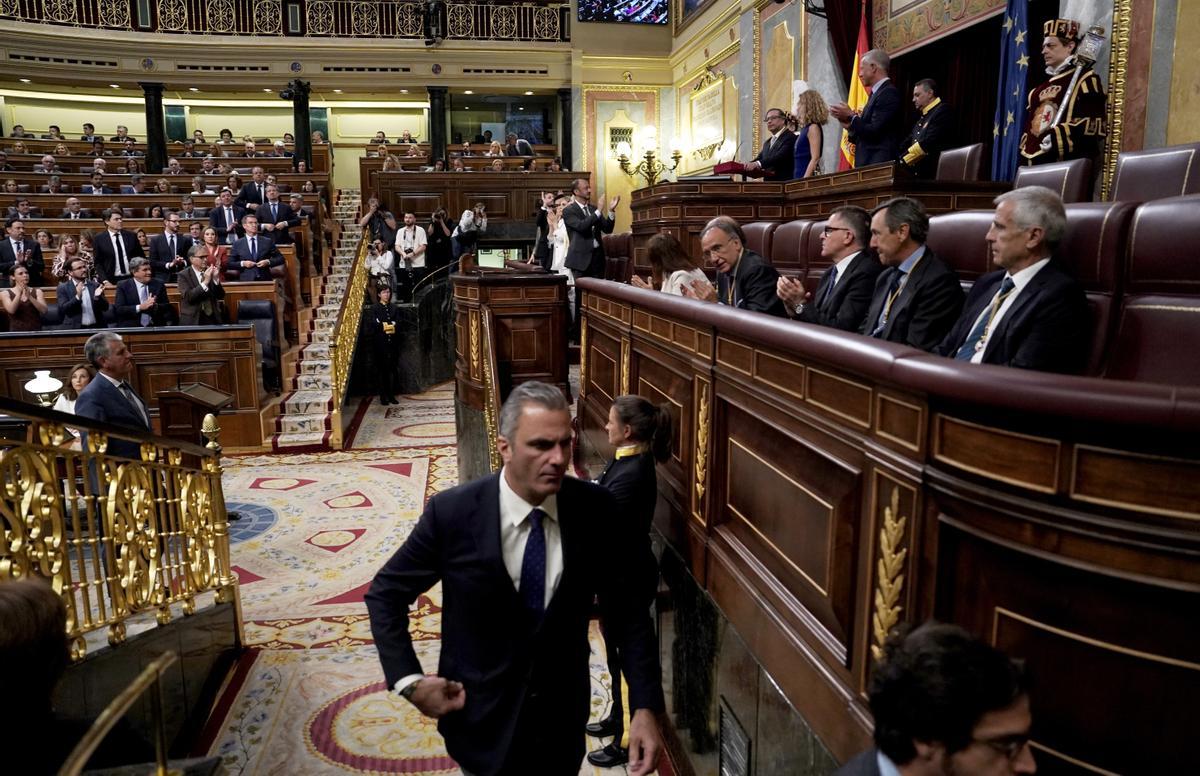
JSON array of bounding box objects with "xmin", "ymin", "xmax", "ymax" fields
[{"xmin": 613, "ymin": 395, "xmax": 674, "ymax": 463}]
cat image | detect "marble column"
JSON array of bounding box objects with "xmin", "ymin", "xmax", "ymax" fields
[
  {"xmin": 139, "ymin": 82, "xmax": 166, "ymax": 174},
  {"xmin": 428, "ymin": 86, "xmax": 448, "ymax": 163},
  {"xmin": 290, "ymin": 79, "xmax": 313, "ymax": 171},
  {"xmin": 558, "ymin": 88, "xmax": 573, "ymax": 167}
]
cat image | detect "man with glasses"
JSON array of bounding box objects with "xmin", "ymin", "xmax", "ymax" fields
[
  {"xmin": 777, "ymin": 206, "xmax": 882, "ymax": 331},
  {"xmin": 833, "ymin": 621, "xmax": 1036, "ymax": 776},
  {"xmin": 148, "ymin": 212, "xmax": 192, "ymax": 283},
  {"xmin": 744, "ymin": 107, "xmax": 797, "ymax": 181},
  {"xmin": 682, "ymin": 216, "xmax": 786, "ymax": 317}
]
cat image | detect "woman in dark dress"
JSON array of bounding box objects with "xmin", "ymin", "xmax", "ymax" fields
[
  {"xmin": 370, "ymin": 285, "xmax": 400, "ymax": 405},
  {"xmin": 587, "ymin": 394, "xmax": 673, "ymax": 768},
  {"xmin": 792, "ymin": 88, "xmax": 829, "ymax": 179}
]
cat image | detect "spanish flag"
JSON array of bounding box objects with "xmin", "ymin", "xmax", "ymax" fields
[{"xmin": 838, "ymin": 1, "xmax": 871, "ymax": 171}]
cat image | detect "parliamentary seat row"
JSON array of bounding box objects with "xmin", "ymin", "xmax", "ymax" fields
[{"xmin": 740, "ymin": 193, "xmax": 1200, "ymax": 384}]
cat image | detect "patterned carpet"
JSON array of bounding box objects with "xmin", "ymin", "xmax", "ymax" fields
[{"xmin": 200, "ymin": 384, "xmax": 645, "ymax": 775}]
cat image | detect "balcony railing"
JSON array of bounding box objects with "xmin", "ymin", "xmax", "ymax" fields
[{"xmin": 0, "ymin": 0, "xmax": 571, "ymax": 41}]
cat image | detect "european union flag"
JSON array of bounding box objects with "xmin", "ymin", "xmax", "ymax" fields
[{"xmin": 991, "ymin": 0, "xmax": 1031, "ymax": 181}]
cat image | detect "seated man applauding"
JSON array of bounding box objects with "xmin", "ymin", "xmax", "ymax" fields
[
  {"xmin": 935, "ymin": 186, "xmax": 1089, "ymax": 372},
  {"xmin": 114, "ymin": 258, "xmax": 172, "ymax": 327},
  {"xmin": 177, "ymin": 244, "xmax": 226, "ymax": 325},
  {"xmin": 682, "ymin": 216, "xmax": 786, "ymax": 317},
  {"xmin": 230, "ymin": 213, "xmax": 283, "ymax": 281},
  {"xmin": 777, "ymin": 205, "xmax": 882, "ymax": 331}
]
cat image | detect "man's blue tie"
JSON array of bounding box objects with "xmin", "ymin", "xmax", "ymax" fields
[
  {"xmin": 955, "ymin": 276, "xmax": 1017, "ymax": 361},
  {"xmin": 519, "ymin": 508, "xmax": 547, "ymax": 616},
  {"xmin": 817, "ymin": 265, "xmax": 838, "ymax": 308}
]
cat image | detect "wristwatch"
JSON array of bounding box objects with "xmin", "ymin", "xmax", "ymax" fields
[
  {"xmin": 792, "ymin": 302, "xmax": 805, "ymax": 316},
  {"xmin": 399, "ymin": 679, "xmax": 422, "ymax": 701}
]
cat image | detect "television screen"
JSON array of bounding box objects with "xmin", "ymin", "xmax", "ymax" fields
[
  {"xmin": 476, "ymin": 248, "xmax": 524, "ymax": 268},
  {"xmin": 578, "ymin": 0, "xmax": 668, "ymax": 25}
]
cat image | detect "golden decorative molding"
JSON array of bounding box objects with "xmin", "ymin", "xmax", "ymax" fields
[
  {"xmin": 480, "ymin": 310, "xmax": 503, "ymax": 473},
  {"xmin": 871, "ymin": 486, "xmax": 907, "ymax": 661},
  {"xmin": 327, "ymin": 231, "xmax": 369, "ymax": 449},
  {"xmin": 677, "ymin": 40, "xmax": 741, "ymax": 90},
  {"xmin": 752, "ymin": 7, "xmax": 762, "ymax": 152},
  {"xmin": 620, "ymin": 337, "xmax": 631, "ymax": 394},
  {"xmin": 579, "ymin": 315, "xmax": 589, "ymax": 399},
  {"xmin": 693, "ymin": 378, "xmax": 710, "ymax": 521},
  {"xmin": 1100, "ymin": 0, "xmax": 1132, "ymax": 200}
]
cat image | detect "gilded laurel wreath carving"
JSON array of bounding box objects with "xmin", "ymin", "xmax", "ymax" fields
[
  {"xmin": 206, "ymin": 0, "xmax": 235, "ymax": 32},
  {"xmin": 157, "ymin": 0, "xmax": 188, "ymax": 30},
  {"xmin": 469, "ymin": 312, "xmax": 480, "ymax": 377},
  {"xmin": 578, "ymin": 317, "xmax": 588, "ymax": 398},
  {"xmin": 620, "ymin": 339, "xmax": 631, "ymax": 394},
  {"xmin": 871, "ymin": 486, "xmax": 908, "ymax": 661},
  {"xmin": 694, "ymin": 381, "xmax": 709, "ymax": 509}
]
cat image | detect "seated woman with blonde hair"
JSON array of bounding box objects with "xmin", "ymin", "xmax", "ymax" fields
[
  {"xmin": 485, "ymin": 140, "xmax": 504, "ymax": 157},
  {"xmin": 631, "ymin": 233, "xmax": 707, "ymax": 296},
  {"xmin": 382, "ymin": 154, "xmax": 402, "ymax": 172}
]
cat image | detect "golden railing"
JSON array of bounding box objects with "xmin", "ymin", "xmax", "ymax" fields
[
  {"xmin": 0, "ymin": 398, "xmax": 238, "ymax": 660},
  {"xmin": 0, "ymin": 0, "xmax": 571, "ymax": 41},
  {"xmin": 479, "ymin": 306, "xmax": 502, "ymax": 472},
  {"xmin": 327, "ymin": 227, "xmax": 369, "ymax": 449}
]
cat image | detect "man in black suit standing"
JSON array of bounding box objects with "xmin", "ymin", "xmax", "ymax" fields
[
  {"xmin": 114, "ymin": 259, "xmax": 172, "ymax": 327},
  {"xmin": 682, "ymin": 216, "xmax": 787, "ymax": 317},
  {"xmin": 148, "ymin": 211, "xmax": 192, "ymax": 283},
  {"xmin": 92, "ymin": 209, "xmax": 144, "ymax": 285},
  {"xmin": 209, "ymin": 189, "xmax": 244, "ymax": 245},
  {"xmin": 745, "ymin": 107, "xmax": 798, "ymax": 181},
  {"xmin": 57, "ymin": 257, "xmax": 110, "ymax": 329},
  {"xmin": 900, "ymin": 79, "xmax": 956, "ymax": 178},
  {"xmin": 833, "ymin": 622, "xmax": 1035, "ymax": 776},
  {"xmin": 562, "ymin": 177, "xmax": 614, "ymax": 281},
  {"xmin": 229, "ymin": 214, "xmax": 283, "ymax": 281},
  {"xmin": 936, "ymin": 186, "xmax": 1089, "ymax": 372},
  {"xmin": 256, "ymin": 184, "xmax": 299, "ymax": 246},
  {"xmin": 777, "ymin": 205, "xmax": 882, "ymax": 330},
  {"xmin": 0, "ymin": 216, "xmax": 45, "ymax": 289},
  {"xmin": 831, "ymin": 49, "xmax": 904, "ymax": 166},
  {"xmin": 75, "ymin": 331, "xmax": 153, "ymax": 460},
  {"xmin": 532, "ymin": 191, "xmax": 555, "ymax": 271},
  {"xmin": 860, "ymin": 197, "xmax": 963, "ymax": 350},
  {"xmin": 366, "ymin": 381, "xmax": 664, "ymax": 776},
  {"xmin": 235, "ymin": 166, "xmax": 267, "ymax": 213}
]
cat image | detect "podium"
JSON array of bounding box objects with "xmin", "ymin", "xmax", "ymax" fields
[{"xmin": 157, "ymin": 383, "xmax": 233, "ymax": 448}]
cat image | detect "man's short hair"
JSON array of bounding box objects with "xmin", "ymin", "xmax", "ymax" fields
[
  {"xmin": 4, "ymin": 216, "xmax": 21, "ymax": 230},
  {"xmin": 103, "ymin": 208, "xmax": 121, "ymax": 222},
  {"xmin": 994, "ymin": 185, "xmax": 1068, "ymax": 250},
  {"xmin": 862, "ymin": 48, "xmax": 891, "ymax": 72},
  {"xmin": 66, "ymin": 257, "xmax": 87, "ymax": 273},
  {"xmin": 241, "ymin": 213, "xmax": 258, "ymax": 225},
  {"xmin": 0, "ymin": 579, "xmax": 69, "ymax": 702},
  {"xmin": 129, "ymin": 257, "xmax": 149, "ymax": 273},
  {"xmin": 85, "ymin": 331, "xmax": 124, "ymax": 367},
  {"xmin": 187, "ymin": 243, "xmax": 207, "ymax": 260},
  {"xmin": 831, "ymin": 205, "xmax": 871, "ymax": 248},
  {"xmin": 872, "ymin": 197, "xmax": 929, "ymax": 244},
  {"xmin": 915, "ymin": 78, "xmax": 938, "ymax": 96},
  {"xmin": 870, "ymin": 622, "xmax": 1029, "ymax": 763},
  {"xmin": 498, "ymin": 381, "xmax": 568, "ymax": 441},
  {"xmin": 570, "ymin": 178, "xmax": 588, "ymax": 196},
  {"xmin": 700, "ymin": 215, "xmax": 746, "ymax": 246},
  {"xmin": 765, "ymin": 107, "xmax": 785, "ymax": 119}
]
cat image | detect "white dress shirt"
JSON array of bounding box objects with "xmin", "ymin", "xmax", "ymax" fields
[
  {"xmin": 395, "ymin": 225, "xmax": 428, "ymax": 269},
  {"xmin": 965, "ymin": 258, "xmax": 1050, "ymax": 364},
  {"xmin": 829, "ymin": 250, "xmax": 863, "ymax": 291}
]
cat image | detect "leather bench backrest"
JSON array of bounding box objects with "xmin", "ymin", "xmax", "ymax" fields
[
  {"xmin": 1110, "ymin": 142, "xmax": 1200, "ymax": 203},
  {"xmin": 767, "ymin": 220, "xmax": 811, "ymax": 277},
  {"xmin": 802, "ymin": 219, "xmax": 829, "ymax": 286},
  {"xmin": 1013, "ymin": 158, "xmax": 1093, "ymax": 203},
  {"xmin": 935, "ymin": 143, "xmax": 985, "ymax": 182},
  {"xmin": 1105, "ymin": 195, "xmax": 1200, "ymax": 384},
  {"xmin": 926, "ymin": 210, "xmax": 993, "ymax": 288},
  {"xmin": 741, "ymin": 221, "xmax": 779, "ymax": 261}
]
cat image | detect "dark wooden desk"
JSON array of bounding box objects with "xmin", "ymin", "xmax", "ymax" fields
[
  {"xmin": 0, "ymin": 325, "xmax": 265, "ymax": 447},
  {"xmin": 630, "ymin": 162, "xmax": 1008, "ymax": 268},
  {"xmin": 576, "ymin": 277, "xmax": 1200, "ymax": 772},
  {"xmin": 368, "ymin": 171, "xmax": 581, "ymax": 226}
]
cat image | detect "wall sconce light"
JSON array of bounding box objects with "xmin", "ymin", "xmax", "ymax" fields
[
  {"xmin": 25, "ymin": 370, "xmax": 63, "ymax": 407},
  {"xmin": 616, "ymin": 126, "xmax": 682, "ymax": 187}
]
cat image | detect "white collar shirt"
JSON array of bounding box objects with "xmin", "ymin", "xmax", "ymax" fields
[
  {"xmin": 967, "ymin": 257, "xmax": 1051, "ymax": 364},
  {"xmin": 498, "ymin": 467, "xmax": 563, "ymax": 611}
]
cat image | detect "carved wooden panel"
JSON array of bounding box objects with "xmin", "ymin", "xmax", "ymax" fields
[
  {"xmin": 1071, "ymin": 445, "xmax": 1200, "ymax": 521},
  {"xmin": 933, "ymin": 414, "xmax": 1061, "ymax": 493}
]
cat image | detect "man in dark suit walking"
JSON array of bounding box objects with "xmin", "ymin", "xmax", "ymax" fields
[
  {"xmin": 900, "ymin": 79, "xmax": 956, "ymax": 178},
  {"xmin": 833, "ymin": 622, "xmax": 1035, "ymax": 776},
  {"xmin": 366, "ymin": 382, "xmax": 664, "ymax": 776},
  {"xmin": 776, "ymin": 205, "xmax": 882, "ymax": 330},
  {"xmin": 57, "ymin": 257, "xmax": 109, "ymax": 329},
  {"xmin": 745, "ymin": 107, "xmax": 798, "ymax": 181},
  {"xmin": 0, "ymin": 216, "xmax": 45, "ymax": 289},
  {"xmin": 75, "ymin": 331, "xmax": 153, "ymax": 460},
  {"xmin": 859, "ymin": 197, "xmax": 964, "ymax": 350},
  {"xmin": 831, "ymin": 49, "xmax": 904, "ymax": 166},
  {"xmin": 681, "ymin": 216, "xmax": 787, "ymax": 317},
  {"xmin": 208, "ymin": 189, "xmax": 244, "ymax": 245},
  {"xmin": 114, "ymin": 259, "xmax": 172, "ymax": 327},
  {"xmin": 936, "ymin": 187, "xmax": 1089, "ymax": 372},
  {"xmin": 92, "ymin": 209, "xmax": 144, "ymax": 285},
  {"xmin": 229, "ymin": 214, "xmax": 283, "ymax": 281},
  {"xmin": 147, "ymin": 212, "xmax": 192, "ymax": 283}
]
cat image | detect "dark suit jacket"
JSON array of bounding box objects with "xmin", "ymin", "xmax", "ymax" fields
[
  {"xmin": 0, "ymin": 238, "xmax": 45, "ymax": 285},
  {"xmin": 562, "ymin": 200, "xmax": 613, "ymax": 276},
  {"xmin": 597, "ymin": 451, "xmax": 659, "ymax": 602},
  {"xmin": 176, "ymin": 267, "xmax": 226, "ymax": 326},
  {"xmin": 208, "ymin": 205, "xmax": 245, "ymax": 244},
  {"xmin": 61, "ymin": 209, "xmax": 93, "ymax": 219},
  {"xmin": 229, "ymin": 234, "xmax": 283, "ymax": 281},
  {"xmin": 832, "ymin": 749, "xmax": 882, "ymax": 776},
  {"xmin": 83, "ymin": 185, "xmax": 113, "ymax": 194},
  {"xmin": 752, "ymin": 129, "xmax": 798, "ymax": 181},
  {"xmin": 256, "ymin": 200, "xmax": 299, "ymax": 245},
  {"xmin": 533, "ymin": 207, "xmax": 552, "ymax": 271},
  {"xmin": 235, "ymin": 181, "xmax": 267, "ymax": 211},
  {"xmin": 716, "ymin": 249, "xmax": 787, "ymax": 317},
  {"xmin": 849, "ymin": 79, "xmax": 904, "ymax": 166},
  {"xmin": 147, "ymin": 233, "xmax": 193, "ymax": 282},
  {"xmin": 92, "ymin": 229, "xmax": 144, "ymax": 284},
  {"xmin": 935, "ymin": 260, "xmax": 1090, "ymax": 373},
  {"xmin": 797, "ymin": 250, "xmax": 883, "ymax": 331},
  {"xmin": 365, "ymin": 473, "xmax": 664, "ymax": 776},
  {"xmin": 901, "ymin": 100, "xmax": 956, "ymax": 178},
  {"xmin": 55, "ymin": 279, "xmax": 110, "ymax": 328},
  {"xmin": 859, "ymin": 248, "xmax": 965, "ymax": 351},
  {"xmin": 114, "ymin": 278, "xmax": 172, "ymax": 327},
  {"xmin": 75, "ymin": 374, "xmax": 152, "ymax": 460}
]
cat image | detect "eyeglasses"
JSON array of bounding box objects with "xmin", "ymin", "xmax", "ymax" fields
[
  {"xmin": 973, "ymin": 735, "xmax": 1031, "ymax": 761},
  {"xmin": 822, "ymin": 226, "xmax": 852, "ymax": 236}
]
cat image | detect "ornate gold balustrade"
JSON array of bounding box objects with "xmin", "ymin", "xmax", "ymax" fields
[
  {"xmin": 327, "ymin": 227, "xmax": 368, "ymax": 449},
  {"xmin": 0, "ymin": 0, "xmax": 570, "ymax": 41},
  {"xmin": 0, "ymin": 397, "xmax": 238, "ymax": 660}
]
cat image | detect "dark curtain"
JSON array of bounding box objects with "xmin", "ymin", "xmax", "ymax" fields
[
  {"xmin": 887, "ymin": 1, "xmax": 1057, "ymax": 169},
  {"xmin": 825, "ymin": 0, "xmax": 868, "ymax": 80}
]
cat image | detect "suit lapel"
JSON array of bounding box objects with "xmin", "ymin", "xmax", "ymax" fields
[
  {"xmin": 473, "ymin": 474, "xmax": 522, "ymax": 602},
  {"xmin": 883, "ymin": 255, "xmax": 930, "ymax": 335},
  {"xmin": 982, "ymin": 269, "xmax": 1047, "ymax": 360}
]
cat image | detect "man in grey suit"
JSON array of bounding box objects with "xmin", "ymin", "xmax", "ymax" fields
[{"xmin": 56, "ymin": 257, "xmax": 109, "ymax": 329}]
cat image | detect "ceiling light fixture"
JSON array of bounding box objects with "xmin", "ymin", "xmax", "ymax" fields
[
  {"xmin": 110, "ymin": 84, "xmax": 120, "ymax": 88},
  {"xmin": 524, "ymin": 90, "xmax": 533, "ymax": 95},
  {"xmin": 333, "ymin": 89, "xmax": 343, "ymax": 93},
  {"xmin": 464, "ymin": 90, "xmax": 473, "ymax": 95},
  {"xmin": 400, "ymin": 89, "xmax": 409, "ymax": 94},
  {"xmin": 189, "ymin": 87, "xmax": 199, "ymax": 92},
  {"xmin": 19, "ymin": 78, "xmax": 31, "ymax": 84}
]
